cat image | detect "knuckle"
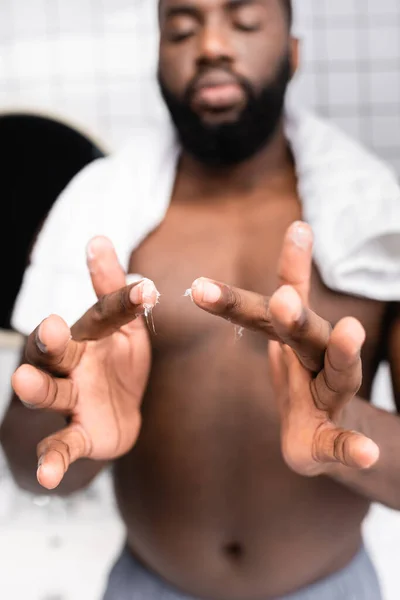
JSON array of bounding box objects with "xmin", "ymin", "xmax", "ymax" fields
[
  {"xmin": 333, "ymin": 431, "xmax": 349, "ymax": 463},
  {"xmin": 118, "ymin": 288, "xmax": 131, "ymax": 313},
  {"xmin": 225, "ymin": 288, "xmax": 242, "ymax": 312},
  {"xmin": 37, "ymin": 375, "xmax": 56, "ymax": 409},
  {"xmin": 321, "ymin": 370, "xmax": 340, "ymax": 395},
  {"xmin": 311, "ymin": 379, "xmax": 331, "ymax": 411},
  {"xmin": 293, "ymin": 315, "xmax": 310, "ymax": 337},
  {"xmin": 67, "ymin": 341, "xmax": 83, "ymax": 371},
  {"xmin": 92, "ymin": 295, "xmax": 108, "ymax": 322},
  {"xmin": 322, "ymin": 366, "xmax": 360, "ymax": 398},
  {"xmin": 66, "ymin": 383, "xmax": 79, "ymax": 412}
]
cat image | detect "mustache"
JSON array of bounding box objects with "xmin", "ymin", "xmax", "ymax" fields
[{"xmin": 184, "ymin": 68, "xmax": 253, "ymax": 102}]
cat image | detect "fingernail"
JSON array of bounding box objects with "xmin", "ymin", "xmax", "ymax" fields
[
  {"xmin": 35, "ymin": 324, "xmax": 47, "ymax": 354},
  {"xmin": 276, "ymin": 286, "xmax": 304, "ymax": 323},
  {"xmin": 86, "ymin": 236, "xmax": 113, "ymax": 259},
  {"xmin": 193, "ymin": 279, "xmax": 222, "ymax": 303},
  {"xmin": 129, "ymin": 279, "xmax": 159, "ymax": 308},
  {"xmin": 37, "ymin": 455, "xmax": 45, "ymax": 471},
  {"xmin": 21, "ymin": 401, "xmax": 35, "ymax": 410},
  {"xmin": 126, "ymin": 273, "xmax": 144, "ymax": 286},
  {"xmin": 290, "ymin": 301, "xmax": 304, "ymax": 323},
  {"xmin": 129, "ymin": 281, "xmax": 143, "ymax": 305},
  {"xmin": 290, "ymin": 222, "xmax": 312, "ymax": 250},
  {"xmin": 142, "ymin": 279, "xmax": 158, "ymax": 308}
]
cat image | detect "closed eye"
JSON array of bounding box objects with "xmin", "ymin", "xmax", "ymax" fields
[
  {"xmin": 235, "ymin": 21, "xmax": 261, "ymax": 32},
  {"xmin": 165, "ymin": 14, "xmax": 197, "ymax": 43},
  {"xmin": 169, "ymin": 30, "xmax": 195, "ymax": 42}
]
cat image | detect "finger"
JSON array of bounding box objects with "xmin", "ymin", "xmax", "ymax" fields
[
  {"xmin": 268, "ymin": 341, "xmax": 291, "ymax": 414},
  {"xmin": 281, "ymin": 344, "xmax": 313, "ymax": 410},
  {"xmin": 313, "ymin": 425, "xmax": 379, "ymax": 470},
  {"xmin": 268, "ymin": 341, "xmax": 286, "ymax": 393},
  {"xmin": 312, "ymin": 317, "xmax": 365, "ymax": 413},
  {"xmin": 25, "ymin": 314, "xmax": 84, "ymax": 376},
  {"xmin": 86, "ymin": 236, "xmax": 126, "ymax": 297},
  {"xmin": 12, "ymin": 364, "xmax": 77, "ymax": 413},
  {"xmin": 37, "ymin": 424, "xmax": 90, "ymax": 490},
  {"xmin": 71, "ymin": 278, "xmax": 159, "ymax": 342},
  {"xmin": 269, "ymin": 285, "xmax": 331, "ymax": 372},
  {"xmin": 191, "ymin": 277, "xmax": 279, "ymax": 339},
  {"xmin": 191, "ymin": 278, "xmax": 330, "ymax": 372},
  {"xmin": 278, "ymin": 221, "xmax": 313, "ymax": 305}
]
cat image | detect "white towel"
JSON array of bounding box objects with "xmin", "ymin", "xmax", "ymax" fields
[{"xmin": 11, "ymin": 107, "xmax": 400, "ymax": 336}]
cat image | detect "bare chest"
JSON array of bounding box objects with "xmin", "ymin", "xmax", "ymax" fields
[{"xmin": 128, "ymin": 195, "xmax": 386, "ymax": 389}]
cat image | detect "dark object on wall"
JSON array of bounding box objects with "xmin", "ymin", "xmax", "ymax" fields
[{"xmin": 0, "ymin": 112, "xmax": 106, "ymax": 331}]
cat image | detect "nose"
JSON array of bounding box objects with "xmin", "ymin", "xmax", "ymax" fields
[{"xmin": 196, "ymin": 23, "xmax": 235, "ymax": 66}]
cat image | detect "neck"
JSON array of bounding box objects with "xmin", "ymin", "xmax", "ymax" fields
[{"xmin": 178, "ymin": 121, "xmax": 293, "ymax": 198}]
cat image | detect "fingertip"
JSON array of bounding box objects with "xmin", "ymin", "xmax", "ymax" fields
[
  {"xmin": 286, "ymin": 221, "xmax": 314, "ymax": 251},
  {"xmin": 86, "ymin": 236, "xmax": 114, "ymax": 260},
  {"xmin": 129, "ymin": 278, "xmax": 160, "ymax": 309},
  {"xmin": 12, "ymin": 364, "xmax": 45, "ymax": 404},
  {"xmin": 37, "ymin": 454, "xmax": 65, "ymax": 490},
  {"xmin": 332, "ymin": 317, "xmax": 366, "ymax": 358},
  {"xmin": 354, "ymin": 437, "xmax": 380, "ymax": 470},
  {"xmin": 11, "ymin": 363, "xmax": 30, "ymax": 389},
  {"xmin": 191, "ymin": 278, "xmax": 222, "ymax": 305},
  {"xmin": 270, "ymin": 285, "xmax": 303, "ymax": 326},
  {"xmin": 38, "ymin": 315, "xmax": 71, "ymax": 354},
  {"xmin": 339, "ymin": 317, "xmax": 366, "ymax": 343}
]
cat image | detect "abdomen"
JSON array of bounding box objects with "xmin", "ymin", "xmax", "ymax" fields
[{"xmin": 113, "ymin": 338, "xmax": 370, "ymax": 599}]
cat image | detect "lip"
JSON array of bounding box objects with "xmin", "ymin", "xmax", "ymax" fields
[
  {"xmin": 193, "ymin": 70, "xmax": 241, "ymax": 91},
  {"xmin": 191, "ymin": 71, "xmax": 246, "ymax": 111}
]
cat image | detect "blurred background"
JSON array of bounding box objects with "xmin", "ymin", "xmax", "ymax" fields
[{"xmin": 0, "ymin": 0, "xmax": 400, "ymax": 598}]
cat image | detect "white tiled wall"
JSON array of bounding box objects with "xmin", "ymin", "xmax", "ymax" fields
[
  {"xmin": 1, "ymin": 1, "xmax": 400, "ymax": 599},
  {"xmin": 1, "ymin": 1, "xmax": 400, "ymax": 172},
  {"xmin": 294, "ymin": 0, "xmax": 400, "ymax": 175}
]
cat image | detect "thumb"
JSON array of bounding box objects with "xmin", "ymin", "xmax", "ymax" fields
[
  {"xmin": 87, "ymin": 236, "xmax": 126, "ymax": 297},
  {"xmin": 282, "ymin": 344, "xmax": 313, "ymax": 406},
  {"xmin": 278, "ymin": 221, "xmax": 313, "ymax": 306}
]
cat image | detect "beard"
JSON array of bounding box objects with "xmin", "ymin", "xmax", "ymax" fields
[{"xmin": 157, "ymin": 53, "xmax": 292, "ymax": 167}]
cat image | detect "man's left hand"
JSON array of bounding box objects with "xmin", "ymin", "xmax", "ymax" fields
[{"xmin": 191, "ymin": 221, "xmax": 380, "ymax": 475}]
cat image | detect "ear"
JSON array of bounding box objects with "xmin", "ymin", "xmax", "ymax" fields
[{"xmin": 289, "ymin": 37, "xmax": 300, "ymax": 77}]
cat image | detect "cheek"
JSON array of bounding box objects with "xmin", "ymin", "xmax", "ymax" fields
[
  {"xmin": 159, "ymin": 46, "xmax": 195, "ymax": 98},
  {"xmin": 238, "ymin": 39, "xmax": 288, "ymax": 89}
]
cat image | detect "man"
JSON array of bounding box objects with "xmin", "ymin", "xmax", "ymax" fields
[{"xmin": 2, "ymin": 0, "xmax": 400, "ymax": 598}]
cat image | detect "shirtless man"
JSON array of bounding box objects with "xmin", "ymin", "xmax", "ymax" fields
[{"xmin": 2, "ymin": 1, "xmax": 400, "ymax": 598}]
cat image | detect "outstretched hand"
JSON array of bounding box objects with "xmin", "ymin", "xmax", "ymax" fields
[
  {"xmin": 190, "ymin": 221, "xmax": 380, "ymax": 475},
  {"xmin": 12, "ymin": 237, "xmax": 158, "ymax": 490}
]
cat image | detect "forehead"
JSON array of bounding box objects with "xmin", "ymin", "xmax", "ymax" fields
[{"xmin": 159, "ymin": 0, "xmax": 277, "ymax": 16}]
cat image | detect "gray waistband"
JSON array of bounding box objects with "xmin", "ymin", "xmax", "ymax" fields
[{"xmin": 103, "ymin": 543, "xmax": 382, "ymax": 600}]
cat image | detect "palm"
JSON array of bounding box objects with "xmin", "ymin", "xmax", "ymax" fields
[
  {"xmin": 12, "ymin": 236, "xmax": 159, "ymax": 490},
  {"xmin": 70, "ymin": 322, "xmax": 151, "ymax": 460},
  {"xmin": 266, "ymin": 223, "xmax": 379, "ymax": 474}
]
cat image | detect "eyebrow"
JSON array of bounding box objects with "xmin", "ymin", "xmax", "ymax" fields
[{"xmin": 164, "ymin": 0, "xmax": 260, "ymax": 20}]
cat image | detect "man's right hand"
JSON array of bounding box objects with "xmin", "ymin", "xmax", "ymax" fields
[{"xmin": 11, "ymin": 237, "xmax": 158, "ymax": 491}]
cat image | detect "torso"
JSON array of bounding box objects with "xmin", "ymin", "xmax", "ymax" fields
[{"xmin": 113, "ymin": 167, "xmax": 387, "ymax": 599}]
